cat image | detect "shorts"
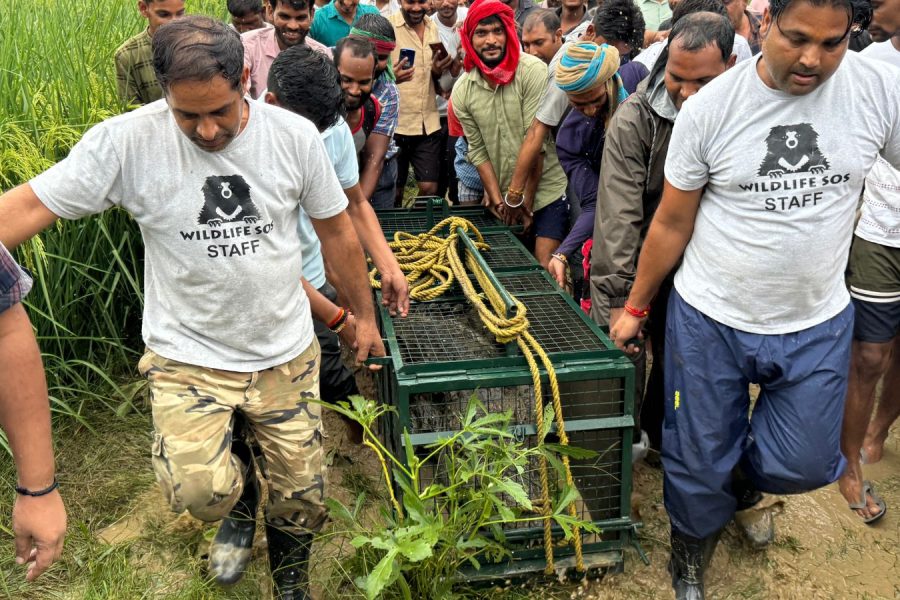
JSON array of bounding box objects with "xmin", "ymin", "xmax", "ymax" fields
[
  {"xmin": 533, "ymin": 197, "xmax": 570, "ymax": 241},
  {"xmin": 847, "ymin": 235, "xmax": 900, "ymax": 343},
  {"xmin": 394, "ymin": 130, "xmax": 443, "ymax": 183}
]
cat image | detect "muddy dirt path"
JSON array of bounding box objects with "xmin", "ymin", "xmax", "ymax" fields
[
  {"xmin": 93, "ymin": 408, "xmax": 899, "ymax": 599},
  {"xmin": 593, "ymin": 423, "xmax": 900, "ymax": 600}
]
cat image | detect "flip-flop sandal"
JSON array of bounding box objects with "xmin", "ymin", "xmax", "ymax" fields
[{"xmin": 848, "ymin": 480, "xmax": 887, "ymax": 525}]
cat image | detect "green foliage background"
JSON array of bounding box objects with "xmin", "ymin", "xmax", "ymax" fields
[{"xmin": 0, "ymin": 0, "xmax": 228, "ymax": 438}]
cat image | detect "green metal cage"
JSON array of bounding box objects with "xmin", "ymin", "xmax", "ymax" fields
[
  {"xmin": 378, "ymin": 197, "xmax": 513, "ymax": 240},
  {"xmin": 371, "ymin": 202, "xmax": 638, "ymax": 578}
]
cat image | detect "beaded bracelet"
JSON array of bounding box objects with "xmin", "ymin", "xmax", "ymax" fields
[
  {"xmin": 623, "ymin": 302, "xmax": 651, "ymax": 318},
  {"xmin": 16, "ymin": 478, "xmax": 59, "ymax": 497},
  {"xmin": 551, "ymin": 253, "xmax": 567, "ymax": 264}
]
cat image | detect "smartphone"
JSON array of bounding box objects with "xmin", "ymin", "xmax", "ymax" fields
[
  {"xmin": 429, "ymin": 41, "xmax": 448, "ymax": 60},
  {"xmin": 399, "ymin": 48, "xmax": 416, "ymax": 67}
]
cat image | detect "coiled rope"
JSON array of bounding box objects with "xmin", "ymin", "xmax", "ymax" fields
[{"xmin": 370, "ymin": 216, "xmax": 584, "ymax": 574}]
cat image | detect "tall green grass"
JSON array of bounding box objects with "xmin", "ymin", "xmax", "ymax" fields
[{"xmin": 0, "ymin": 0, "xmax": 227, "ymax": 432}]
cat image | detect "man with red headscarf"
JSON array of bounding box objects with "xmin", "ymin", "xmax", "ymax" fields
[{"xmin": 451, "ymin": 0, "xmax": 569, "ymax": 268}]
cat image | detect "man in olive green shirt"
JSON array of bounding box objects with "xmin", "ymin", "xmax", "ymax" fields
[
  {"xmin": 114, "ymin": 0, "xmax": 185, "ymax": 106},
  {"xmin": 451, "ymin": 3, "xmax": 568, "ymax": 267}
]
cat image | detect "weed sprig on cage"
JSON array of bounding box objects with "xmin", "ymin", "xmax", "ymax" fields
[{"xmin": 319, "ymin": 395, "xmax": 600, "ymax": 600}]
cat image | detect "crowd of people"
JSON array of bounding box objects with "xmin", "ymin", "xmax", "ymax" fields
[{"xmin": 1, "ymin": 0, "xmax": 899, "ymax": 598}]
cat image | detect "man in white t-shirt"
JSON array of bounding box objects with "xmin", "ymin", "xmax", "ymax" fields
[
  {"xmin": 362, "ymin": 0, "xmax": 401, "ymax": 17},
  {"xmin": 836, "ymin": 3, "xmax": 900, "ymax": 525},
  {"xmin": 609, "ymin": 0, "xmax": 900, "ymax": 597},
  {"xmin": 430, "ymin": 0, "xmax": 465, "ymax": 200},
  {"xmin": 0, "ymin": 17, "xmax": 384, "ymax": 600}
]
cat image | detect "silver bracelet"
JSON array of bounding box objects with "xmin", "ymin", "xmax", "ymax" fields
[{"xmin": 503, "ymin": 193, "xmax": 525, "ymax": 208}]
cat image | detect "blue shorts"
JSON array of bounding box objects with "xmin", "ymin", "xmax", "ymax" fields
[
  {"xmin": 846, "ymin": 236, "xmax": 900, "ymax": 343},
  {"xmin": 851, "ymin": 296, "xmax": 900, "ymax": 343},
  {"xmin": 662, "ymin": 290, "xmax": 851, "ymax": 539},
  {"xmin": 533, "ymin": 197, "xmax": 569, "ymax": 241}
]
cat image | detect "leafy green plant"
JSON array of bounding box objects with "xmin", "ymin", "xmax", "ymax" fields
[{"xmin": 320, "ymin": 396, "xmax": 600, "ymax": 600}]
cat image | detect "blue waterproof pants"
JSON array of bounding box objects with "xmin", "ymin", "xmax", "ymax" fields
[{"xmin": 662, "ymin": 290, "xmax": 852, "ymax": 539}]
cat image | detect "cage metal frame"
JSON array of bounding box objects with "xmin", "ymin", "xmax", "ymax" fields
[{"xmin": 370, "ymin": 199, "xmax": 641, "ymax": 577}]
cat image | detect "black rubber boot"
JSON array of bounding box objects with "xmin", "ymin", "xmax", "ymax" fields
[
  {"xmin": 668, "ymin": 528, "xmax": 721, "ymax": 600},
  {"xmin": 266, "ymin": 523, "xmax": 313, "ymax": 600},
  {"xmin": 208, "ymin": 424, "xmax": 260, "ymax": 585}
]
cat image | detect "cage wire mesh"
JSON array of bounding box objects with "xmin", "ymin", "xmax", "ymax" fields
[
  {"xmin": 378, "ymin": 210, "xmax": 506, "ymax": 238},
  {"xmin": 393, "ymin": 295, "xmax": 606, "ymax": 368},
  {"xmin": 407, "ymin": 378, "xmax": 626, "ymax": 434},
  {"xmin": 494, "ymin": 271, "xmax": 558, "ymax": 294},
  {"xmin": 414, "ymin": 428, "xmax": 624, "ymax": 537}
]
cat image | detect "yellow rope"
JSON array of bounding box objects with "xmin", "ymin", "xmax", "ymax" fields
[{"xmin": 371, "ymin": 216, "xmax": 585, "ymax": 573}]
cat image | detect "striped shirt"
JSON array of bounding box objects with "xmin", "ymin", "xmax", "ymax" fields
[
  {"xmin": 0, "ymin": 242, "xmax": 31, "ymax": 314},
  {"xmin": 115, "ymin": 29, "xmax": 163, "ymax": 106}
]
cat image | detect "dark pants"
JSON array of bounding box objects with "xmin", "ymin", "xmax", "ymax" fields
[
  {"xmin": 436, "ymin": 117, "xmax": 458, "ymax": 203},
  {"xmin": 313, "ymin": 282, "xmax": 358, "ymax": 405},
  {"xmin": 371, "ymin": 155, "xmax": 398, "ymax": 210},
  {"xmin": 638, "ymin": 276, "xmax": 674, "ymax": 451},
  {"xmin": 662, "ymin": 290, "xmax": 851, "ymax": 539}
]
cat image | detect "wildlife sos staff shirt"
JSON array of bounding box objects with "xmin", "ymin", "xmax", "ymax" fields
[
  {"xmin": 30, "ymin": 99, "xmax": 348, "ymax": 371},
  {"xmin": 665, "ymin": 52, "xmax": 900, "ymax": 334}
]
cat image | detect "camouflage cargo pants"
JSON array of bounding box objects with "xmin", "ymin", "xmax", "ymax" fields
[{"xmin": 138, "ymin": 341, "xmax": 327, "ymax": 534}]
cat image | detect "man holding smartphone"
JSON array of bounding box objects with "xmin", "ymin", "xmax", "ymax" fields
[{"xmin": 389, "ymin": 0, "xmax": 454, "ymax": 201}]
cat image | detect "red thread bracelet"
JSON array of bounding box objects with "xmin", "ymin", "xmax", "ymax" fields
[
  {"xmin": 326, "ymin": 307, "xmax": 346, "ymax": 330},
  {"xmin": 623, "ymin": 302, "xmax": 650, "ymax": 318}
]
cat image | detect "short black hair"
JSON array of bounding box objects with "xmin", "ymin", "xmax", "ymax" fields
[
  {"xmin": 266, "ymin": 0, "xmax": 311, "ymax": 11},
  {"xmin": 476, "ymin": 14, "xmax": 504, "ymax": 29},
  {"xmin": 669, "ymin": 11, "xmax": 735, "ymax": 62},
  {"xmin": 355, "ymin": 13, "xmax": 396, "ymax": 41},
  {"xmin": 334, "ymin": 36, "xmax": 376, "ymax": 70},
  {"xmin": 268, "ymin": 45, "xmax": 346, "ymax": 132},
  {"xmin": 227, "ymin": 0, "xmax": 264, "ymax": 16},
  {"xmin": 153, "ymin": 16, "xmax": 244, "ymax": 92},
  {"xmin": 523, "ymin": 9, "xmax": 561, "ymax": 33},
  {"xmin": 769, "ymin": 0, "xmax": 871, "ymax": 38},
  {"xmin": 592, "ymin": 0, "xmax": 645, "ymax": 56},
  {"xmin": 671, "ymin": 0, "xmax": 727, "ymax": 24}
]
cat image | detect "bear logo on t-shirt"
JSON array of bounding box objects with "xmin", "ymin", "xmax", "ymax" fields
[
  {"xmin": 758, "ymin": 123, "xmax": 830, "ymax": 178},
  {"xmin": 198, "ymin": 175, "xmax": 261, "ymax": 227}
]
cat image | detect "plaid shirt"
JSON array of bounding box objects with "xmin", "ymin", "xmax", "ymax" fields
[
  {"xmin": 115, "ymin": 28, "xmax": 163, "ymax": 106},
  {"xmin": 0, "ymin": 242, "xmax": 31, "ymax": 314},
  {"xmin": 372, "ymin": 75, "xmax": 399, "ymax": 159}
]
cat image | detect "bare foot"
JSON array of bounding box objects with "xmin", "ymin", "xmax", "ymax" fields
[
  {"xmin": 860, "ymin": 433, "xmax": 887, "ymax": 465},
  {"xmin": 838, "ymin": 462, "xmax": 883, "ymax": 520}
]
